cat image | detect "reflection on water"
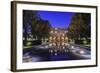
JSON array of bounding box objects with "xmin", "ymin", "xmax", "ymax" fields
[{"xmin": 23, "ymin": 45, "xmax": 91, "ymax": 63}]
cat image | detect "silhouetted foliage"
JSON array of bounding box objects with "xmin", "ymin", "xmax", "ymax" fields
[
  {"xmin": 23, "ymin": 10, "xmax": 51, "ymax": 46},
  {"xmin": 68, "ymin": 13, "xmax": 91, "ymax": 41},
  {"xmin": 31, "ymin": 16, "xmax": 51, "ymax": 39}
]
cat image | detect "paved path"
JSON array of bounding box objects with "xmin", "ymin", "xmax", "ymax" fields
[{"xmin": 23, "ymin": 44, "xmax": 91, "ymax": 62}]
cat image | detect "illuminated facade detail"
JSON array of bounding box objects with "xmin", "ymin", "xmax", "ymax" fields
[{"xmin": 49, "ymin": 28, "xmax": 68, "ymax": 47}]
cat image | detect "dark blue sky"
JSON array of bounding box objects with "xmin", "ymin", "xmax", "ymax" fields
[{"xmin": 38, "ymin": 11, "xmax": 75, "ymax": 28}]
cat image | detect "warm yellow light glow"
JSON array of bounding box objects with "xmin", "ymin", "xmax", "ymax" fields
[
  {"xmin": 49, "ymin": 37, "xmax": 52, "ymax": 40},
  {"xmin": 65, "ymin": 37, "xmax": 68, "ymax": 40},
  {"xmin": 50, "ymin": 31, "xmax": 53, "ymax": 33},
  {"xmin": 58, "ymin": 37, "xmax": 60, "ymax": 40},
  {"xmin": 55, "ymin": 31, "xmax": 57, "ymax": 34},
  {"xmin": 62, "ymin": 42, "xmax": 65, "ymax": 46},
  {"xmin": 62, "ymin": 37, "xmax": 64, "ymax": 40},
  {"xmin": 49, "ymin": 28, "xmax": 69, "ymax": 47},
  {"xmin": 53, "ymin": 37, "xmax": 56, "ymax": 40}
]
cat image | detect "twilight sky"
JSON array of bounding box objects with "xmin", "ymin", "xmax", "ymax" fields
[{"xmin": 38, "ymin": 11, "xmax": 75, "ymax": 28}]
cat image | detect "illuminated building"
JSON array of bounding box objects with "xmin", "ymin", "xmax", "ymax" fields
[{"xmin": 49, "ymin": 28, "xmax": 68, "ymax": 47}]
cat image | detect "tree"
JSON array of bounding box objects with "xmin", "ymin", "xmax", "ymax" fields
[
  {"xmin": 32, "ymin": 19, "xmax": 51, "ymax": 39},
  {"xmin": 23, "ymin": 10, "xmax": 40, "ymax": 46},
  {"xmin": 67, "ymin": 13, "xmax": 91, "ymax": 43},
  {"xmin": 23, "ymin": 10, "xmax": 52, "ymax": 46}
]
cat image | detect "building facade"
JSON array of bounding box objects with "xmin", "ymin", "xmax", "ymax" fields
[{"xmin": 49, "ymin": 28, "xmax": 68, "ymax": 47}]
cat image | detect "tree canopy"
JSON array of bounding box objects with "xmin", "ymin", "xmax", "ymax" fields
[
  {"xmin": 23, "ymin": 10, "xmax": 51, "ymax": 45},
  {"xmin": 67, "ymin": 13, "xmax": 91, "ymax": 40}
]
